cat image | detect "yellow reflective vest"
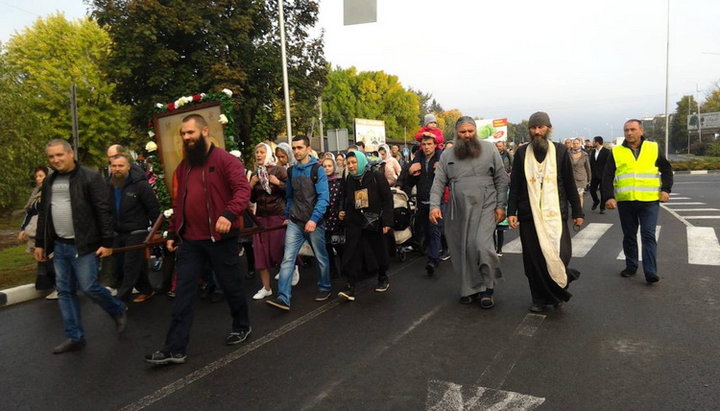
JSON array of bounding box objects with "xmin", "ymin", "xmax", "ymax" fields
[{"xmin": 612, "ymin": 141, "xmax": 661, "ymax": 202}]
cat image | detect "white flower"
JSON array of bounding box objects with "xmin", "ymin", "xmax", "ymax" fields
[
  {"xmin": 221, "ymin": 88, "xmax": 233, "ymax": 97},
  {"xmin": 229, "ymin": 150, "xmax": 241, "ymax": 158},
  {"xmin": 148, "ymin": 130, "xmax": 155, "ymax": 138},
  {"xmin": 174, "ymin": 98, "xmax": 184, "ymax": 108},
  {"xmin": 200, "ymin": 93, "xmax": 207, "ymax": 99},
  {"xmin": 162, "ymin": 230, "xmax": 168, "ymax": 239},
  {"xmin": 155, "ymin": 103, "xmax": 164, "ymax": 109},
  {"xmin": 163, "ymin": 209, "xmax": 174, "ymax": 219},
  {"xmin": 145, "ymin": 141, "xmax": 158, "ymax": 152},
  {"xmin": 219, "ymin": 114, "xmax": 229, "ymax": 125}
]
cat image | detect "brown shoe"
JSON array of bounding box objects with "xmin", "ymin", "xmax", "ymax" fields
[{"xmin": 133, "ymin": 292, "xmax": 155, "ymax": 303}]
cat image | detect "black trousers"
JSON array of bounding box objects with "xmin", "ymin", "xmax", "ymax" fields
[
  {"xmin": 163, "ymin": 238, "xmax": 250, "ymax": 354},
  {"xmin": 114, "ymin": 231, "xmax": 153, "ymax": 299},
  {"xmin": 342, "ymin": 229, "xmax": 389, "ymax": 287},
  {"xmin": 589, "ymin": 177, "xmax": 604, "ymax": 210}
]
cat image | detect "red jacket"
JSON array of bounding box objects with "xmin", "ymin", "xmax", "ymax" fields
[
  {"xmin": 414, "ymin": 126, "xmax": 444, "ymax": 146},
  {"xmin": 168, "ymin": 144, "xmax": 250, "ymax": 241}
]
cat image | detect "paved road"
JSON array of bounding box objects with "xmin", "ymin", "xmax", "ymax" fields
[{"xmin": 2, "ymin": 174, "xmax": 719, "ymax": 410}]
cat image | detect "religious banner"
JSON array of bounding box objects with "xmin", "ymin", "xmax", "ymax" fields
[{"xmin": 354, "ymin": 118, "xmax": 386, "ymax": 152}]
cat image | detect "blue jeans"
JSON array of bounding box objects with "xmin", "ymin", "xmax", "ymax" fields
[
  {"xmin": 277, "ymin": 221, "xmax": 331, "ymax": 306},
  {"xmin": 53, "ymin": 242, "xmax": 126, "ymax": 341},
  {"xmin": 618, "ymin": 201, "xmax": 659, "ymax": 276}
]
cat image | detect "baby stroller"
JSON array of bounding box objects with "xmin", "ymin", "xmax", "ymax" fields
[{"xmin": 391, "ymin": 188, "xmax": 417, "ymax": 261}]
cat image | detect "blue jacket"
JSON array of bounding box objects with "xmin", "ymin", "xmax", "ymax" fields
[{"xmin": 285, "ymin": 157, "xmax": 330, "ymax": 224}]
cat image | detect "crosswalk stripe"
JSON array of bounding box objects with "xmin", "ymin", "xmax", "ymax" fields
[
  {"xmin": 669, "ymin": 208, "xmax": 720, "ymax": 212},
  {"xmin": 687, "ymin": 227, "xmax": 720, "ymax": 266},
  {"xmin": 503, "ymin": 235, "xmax": 523, "ymax": 254},
  {"xmin": 570, "ymin": 223, "xmax": 613, "ymax": 257},
  {"xmin": 616, "ymin": 226, "xmax": 662, "ymax": 261},
  {"xmin": 666, "ymin": 202, "xmax": 705, "ymax": 205},
  {"xmin": 684, "ymin": 216, "xmax": 720, "ymax": 219},
  {"xmin": 669, "ymin": 197, "xmax": 692, "ymax": 200}
]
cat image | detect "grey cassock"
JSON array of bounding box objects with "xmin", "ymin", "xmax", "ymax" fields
[{"xmin": 429, "ymin": 140, "xmax": 508, "ymax": 297}]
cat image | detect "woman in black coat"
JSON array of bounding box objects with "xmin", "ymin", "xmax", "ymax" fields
[{"xmin": 338, "ymin": 151, "xmax": 394, "ymax": 301}]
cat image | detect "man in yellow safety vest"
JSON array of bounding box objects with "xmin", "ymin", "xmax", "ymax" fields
[{"xmin": 601, "ymin": 119, "xmax": 673, "ymax": 283}]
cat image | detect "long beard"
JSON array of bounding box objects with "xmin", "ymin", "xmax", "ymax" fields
[
  {"xmin": 110, "ymin": 173, "xmax": 127, "ymax": 188},
  {"xmin": 185, "ymin": 137, "xmax": 208, "ymax": 167},
  {"xmin": 454, "ymin": 137, "xmax": 482, "ymax": 160},
  {"xmin": 530, "ymin": 131, "xmax": 552, "ymax": 160}
]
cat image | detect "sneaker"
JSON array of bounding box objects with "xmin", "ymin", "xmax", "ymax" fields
[
  {"xmin": 131, "ymin": 288, "xmax": 140, "ymax": 294},
  {"xmin": 144, "ymin": 351, "xmax": 187, "ymax": 365},
  {"xmin": 266, "ymin": 298, "xmax": 290, "ymax": 311},
  {"xmin": 645, "ymin": 273, "xmax": 660, "ymax": 283},
  {"xmin": 425, "ymin": 260, "xmax": 437, "ymax": 276},
  {"xmin": 226, "ymin": 327, "xmax": 252, "ymax": 345},
  {"xmin": 480, "ymin": 296, "xmax": 495, "ymax": 309},
  {"xmin": 439, "ymin": 251, "xmax": 450, "ymax": 261},
  {"xmin": 133, "ymin": 292, "xmax": 155, "ymax": 303},
  {"xmin": 338, "ymin": 285, "xmax": 355, "ymax": 301},
  {"xmin": 166, "ymin": 290, "xmax": 176, "ymax": 299},
  {"xmin": 252, "ymin": 287, "xmax": 273, "ymax": 300},
  {"xmin": 274, "ymin": 273, "xmax": 279, "ymax": 280},
  {"xmin": 105, "ymin": 286, "xmax": 118, "ymax": 297},
  {"xmin": 528, "ymin": 303, "xmax": 545, "ymax": 313},
  {"xmin": 52, "ymin": 338, "xmax": 86, "ymax": 354},
  {"xmin": 114, "ymin": 306, "xmax": 128, "ymax": 334},
  {"xmin": 620, "ymin": 268, "xmax": 637, "ymax": 277},
  {"xmin": 314, "ymin": 289, "xmax": 332, "ymax": 302},
  {"xmin": 459, "ymin": 293, "xmax": 479, "ymax": 305},
  {"xmin": 496, "ymin": 252, "xmax": 503, "ymax": 257},
  {"xmin": 45, "ymin": 290, "xmax": 59, "ymax": 300},
  {"xmin": 375, "ymin": 278, "xmax": 390, "ymax": 292},
  {"xmin": 292, "ymin": 265, "xmax": 300, "ymax": 286}
]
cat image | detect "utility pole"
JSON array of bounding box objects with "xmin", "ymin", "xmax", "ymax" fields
[
  {"xmin": 278, "ymin": 0, "xmax": 292, "ymax": 143},
  {"xmin": 318, "ymin": 96, "xmax": 324, "ymax": 152},
  {"xmin": 70, "ymin": 84, "xmax": 79, "ymax": 154}
]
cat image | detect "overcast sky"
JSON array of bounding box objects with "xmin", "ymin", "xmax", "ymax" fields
[{"xmin": 2, "ymin": 0, "xmax": 719, "ymax": 140}]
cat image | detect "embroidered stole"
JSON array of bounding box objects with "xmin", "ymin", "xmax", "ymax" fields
[{"xmin": 524, "ymin": 143, "xmax": 567, "ymax": 287}]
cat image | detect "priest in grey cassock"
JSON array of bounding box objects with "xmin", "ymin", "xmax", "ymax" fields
[
  {"xmin": 429, "ymin": 116, "xmax": 508, "ymax": 309},
  {"xmin": 507, "ymin": 112, "xmax": 584, "ymax": 313}
]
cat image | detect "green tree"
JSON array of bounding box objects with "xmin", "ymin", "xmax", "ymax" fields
[
  {"xmin": 701, "ymin": 84, "xmax": 720, "ymax": 113},
  {"xmin": 670, "ymin": 95, "xmax": 698, "ymax": 153},
  {"xmin": 322, "ymin": 66, "xmax": 420, "ymax": 141},
  {"xmin": 90, "ymin": 0, "xmax": 327, "ymax": 151},
  {"xmin": 435, "ymin": 109, "xmax": 463, "ymax": 139},
  {"xmin": 4, "ymin": 14, "xmax": 132, "ymax": 168},
  {"xmin": 508, "ymin": 120, "xmax": 530, "ymax": 144}
]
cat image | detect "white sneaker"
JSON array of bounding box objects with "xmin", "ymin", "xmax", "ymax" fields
[
  {"xmin": 105, "ymin": 286, "xmax": 118, "ymax": 297},
  {"xmin": 252, "ymin": 287, "xmax": 272, "ymax": 300},
  {"xmin": 274, "ymin": 273, "xmax": 279, "ymax": 280},
  {"xmin": 292, "ymin": 265, "xmax": 300, "ymax": 286},
  {"xmin": 45, "ymin": 290, "xmax": 59, "ymax": 300},
  {"xmin": 132, "ymin": 288, "xmax": 139, "ymax": 294}
]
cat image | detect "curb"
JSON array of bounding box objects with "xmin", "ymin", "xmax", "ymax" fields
[
  {"xmin": 673, "ymin": 169, "xmax": 719, "ymax": 174},
  {"xmin": 0, "ymin": 284, "xmax": 45, "ymax": 308}
]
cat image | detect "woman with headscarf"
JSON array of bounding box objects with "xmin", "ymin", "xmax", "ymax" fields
[
  {"xmin": 19, "ymin": 166, "xmax": 57, "ymax": 299},
  {"xmin": 250, "ymin": 143, "xmax": 288, "ymax": 300},
  {"xmin": 337, "ymin": 151, "xmax": 393, "ymax": 301},
  {"xmin": 321, "ymin": 157, "xmax": 345, "ymax": 279},
  {"xmin": 335, "ymin": 153, "xmax": 346, "ymax": 179},
  {"xmin": 275, "ymin": 142, "xmax": 296, "ymax": 169},
  {"xmin": 378, "ymin": 144, "xmax": 402, "ymax": 186}
]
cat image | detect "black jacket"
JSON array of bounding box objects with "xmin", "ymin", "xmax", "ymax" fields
[
  {"xmin": 109, "ymin": 165, "xmax": 160, "ymax": 233},
  {"xmin": 36, "ymin": 164, "xmax": 114, "ymax": 256},
  {"xmin": 342, "ymin": 169, "xmax": 394, "ymax": 231},
  {"xmin": 589, "ymin": 146, "xmax": 609, "ymax": 180},
  {"xmin": 402, "ymin": 148, "xmax": 443, "ymax": 203}
]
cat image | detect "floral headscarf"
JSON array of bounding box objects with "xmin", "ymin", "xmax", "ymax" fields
[{"xmin": 256, "ymin": 143, "xmax": 276, "ymax": 194}]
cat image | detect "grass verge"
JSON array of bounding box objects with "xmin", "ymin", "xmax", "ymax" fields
[{"xmin": 0, "ymin": 244, "xmax": 37, "ymax": 289}]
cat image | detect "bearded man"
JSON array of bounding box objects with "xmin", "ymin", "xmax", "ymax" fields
[
  {"xmin": 108, "ymin": 153, "xmax": 160, "ymax": 302},
  {"xmin": 146, "ymin": 114, "xmax": 252, "ymax": 365},
  {"xmin": 429, "ymin": 116, "xmax": 508, "ymax": 308},
  {"xmin": 507, "ymin": 112, "xmax": 584, "ymax": 313}
]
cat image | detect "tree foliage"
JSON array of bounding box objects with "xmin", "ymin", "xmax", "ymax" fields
[
  {"xmin": 670, "ymin": 95, "xmax": 698, "ymax": 153},
  {"xmin": 3, "ymin": 14, "xmax": 132, "ymax": 168},
  {"xmin": 434, "ymin": 109, "xmax": 463, "ymax": 140},
  {"xmin": 322, "ymin": 66, "xmax": 420, "ymax": 141},
  {"xmin": 90, "ymin": 0, "xmax": 327, "ymax": 151},
  {"xmin": 701, "ymin": 84, "xmax": 720, "ymax": 114}
]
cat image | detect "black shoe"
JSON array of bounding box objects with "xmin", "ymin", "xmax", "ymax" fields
[
  {"xmin": 375, "ymin": 278, "xmax": 390, "ymax": 292},
  {"xmin": 425, "ymin": 260, "xmax": 437, "ymax": 276},
  {"xmin": 599, "ymin": 210, "xmax": 605, "ymax": 214},
  {"xmin": 338, "ymin": 285, "xmax": 355, "ymax": 302},
  {"xmin": 620, "ymin": 268, "xmax": 637, "ymax": 277},
  {"xmin": 480, "ymin": 295, "xmax": 495, "ymax": 309},
  {"xmin": 645, "ymin": 273, "xmax": 660, "ymax": 283},
  {"xmin": 459, "ymin": 293, "xmax": 479, "ymax": 304},
  {"xmin": 114, "ymin": 306, "xmax": 128, "ymax": 334},
  {"xmin": 226, "ymin": 327, "xmax": 252, "ymax": 345},
  {"xmin": 266, "ymin": 298, "xmax": 290, "ymax": 311},
  {"xmin": 52, "ymin": 338, "xmax": 86, "ymax": 354},
  {"xmin": 591, "ymin": 201, "xmax": 599, "ymax": 211},
  {"xmin": 245, "ymin": 270, "xmax": 256, "ymax": 280},
  {"xmin": 314, "ymin": 289, "xmax": 332, "ymax": 302},
  {"xmin": 439, "ymin": 251, "xmax": 451, "ymax": 261},
  {"xmin": 144, "ymin": 351, "xmax": 187, "ymax": 365},
  {"xmin": 528, "ymin": 303, "xmax": 545, "ymax": 313}
]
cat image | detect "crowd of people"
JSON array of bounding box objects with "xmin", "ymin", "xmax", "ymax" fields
[{"xmin": 21, "ymin": 111, "xmax": 673, "ymax": 364}]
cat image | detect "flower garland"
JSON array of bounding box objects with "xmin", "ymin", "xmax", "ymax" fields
[{"xmin": 144, "ymin": 88, "xmax": 239, "ymax": 213}]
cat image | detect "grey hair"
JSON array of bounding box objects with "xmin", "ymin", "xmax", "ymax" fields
[
  {"xmin": 46, "ymin": 139, "xmax": 73, "ymax": 152},
  {"xmin": 455, "ymin": 116, "xmax": 476, "ymax": 129}
]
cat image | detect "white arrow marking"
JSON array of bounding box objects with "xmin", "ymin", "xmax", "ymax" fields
[
  {"xmin": 427, "ymin": 380, "xmax": 545, "ymax": 411},
  {"xmin": 688, "ymin": 226, "xmax": 720, "ymax": 266}
]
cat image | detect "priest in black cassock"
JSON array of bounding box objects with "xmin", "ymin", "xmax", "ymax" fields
[{"xmin": 507, "ymin": 112, "xmax": 584, "ymax": 313}]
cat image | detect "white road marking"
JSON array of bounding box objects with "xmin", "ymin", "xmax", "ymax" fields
[
  {"xmin": 426, "ymin": 381, "xmax": 545, "ymax": 411},
  {"xmin": 616, "ymin": 226, "xmax": 662, "ymax": 261},
  {"xmin": 665, "ymin": 202, "xmax": 706, "ymax": 205},
  {"xmin": 687, "ymin": 227, "xmax": 720, "ymax": 266},
  {"xmin": 685, "ymin": 216, "xmax": 720, "ymax": 219},
  {"xmin": 669, "ymin": 208, "xmax": 720, "ymax": 212},
  {"xmin": 571, "ymin": 223, "xmax": 613, "ymax": 257},
  {"xmin": 668, "ymin": 196, "xmax": 691, "ymax": 200}
]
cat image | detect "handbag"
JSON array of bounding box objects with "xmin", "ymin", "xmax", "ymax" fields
[
  {"xmin": 360, "ymin": 210, "xmax": 381, "ymax": 232},
  {"xmin": 24, "ymin": 215, "xmax": 38, "ymax": 239}
]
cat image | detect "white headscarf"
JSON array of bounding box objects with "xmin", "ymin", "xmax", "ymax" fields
[{"xmin": 276, "ymin": 142, "xmax": 296, "ymax": 167}]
